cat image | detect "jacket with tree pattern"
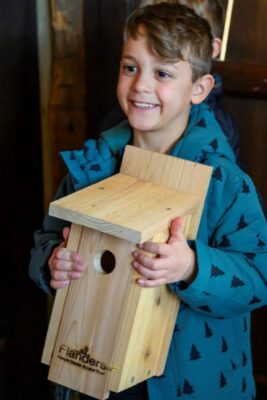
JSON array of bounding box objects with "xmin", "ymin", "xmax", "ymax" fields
[{"xmin": 29, "ymin": 103, "xmax": 267, "ymax": 400}]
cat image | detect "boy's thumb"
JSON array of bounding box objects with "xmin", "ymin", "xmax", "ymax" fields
[
  {"xmin": 62, "ymin": 226, "xmax": 70, "ymax": 242},
  {"xmin": 168, "ymin": 216, "xmax": 185, "ymax": 244}
]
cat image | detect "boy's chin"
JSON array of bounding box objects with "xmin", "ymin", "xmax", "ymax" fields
[
  {"xmin": 131, "ymin": 124, "xmax": 156, "ymax": 133},
  {"xmin": 128, "ymin": 117, "xmax": 157, "ymax": 133}
]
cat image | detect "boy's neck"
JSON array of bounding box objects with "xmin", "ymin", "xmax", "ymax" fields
[{"xmin": 133, "ymin": 121, "xmax": 187, "ymax": 154}]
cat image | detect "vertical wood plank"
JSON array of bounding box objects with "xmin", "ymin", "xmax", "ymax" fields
[
  {"xmin": 36, "ymin": 0, "xmax": 87, "ymax": 209},
  {"xmin": 42, "ymin": 223, "xmax": 83, "ymax": 365},
  {"xmin": 36, "ymin": 0, "xmax": 52, "ymax": 209}
]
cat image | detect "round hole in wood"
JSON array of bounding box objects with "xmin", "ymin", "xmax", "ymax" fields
[{"xmin": 93, "ymin": 250, "xmax": 116, "ymax": 274}]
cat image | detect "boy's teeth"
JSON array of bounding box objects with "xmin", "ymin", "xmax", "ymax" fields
[{"xmin": 134, "ymin": 101, "xmax": 155, "ymax": 109}]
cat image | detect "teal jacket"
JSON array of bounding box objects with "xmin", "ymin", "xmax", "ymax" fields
[{"xmin": 29, "ymin": 103, "xmax": 266, "ymax": 400}]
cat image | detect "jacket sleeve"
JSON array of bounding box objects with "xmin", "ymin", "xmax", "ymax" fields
[
  {"xmin": 28, "ymin": 174, "xmax": 74, "ymax": 295},
  {"xmin": 170, "ymin": 170, "xmax": 267, "ymax": 318}
]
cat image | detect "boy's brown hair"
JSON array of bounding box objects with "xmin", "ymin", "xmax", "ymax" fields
[
  {"xmin": 140, "ymin": 0, "xmax": 225, "ymax": 38},
  {"xmin": 125, "ymin": 3, "xmax": 213, "ymax": 81}
]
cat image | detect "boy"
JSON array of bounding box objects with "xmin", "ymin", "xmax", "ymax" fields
[
  {"xmin": 29, "ymin": 4, "xmax": 267, "ymax": 400},
  {"xmin": 99, "ymin": 0, "xmax": 241, "ymax": 163}
]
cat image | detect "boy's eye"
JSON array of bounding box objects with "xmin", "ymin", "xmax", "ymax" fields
[
  {"xmin": 122, "ymin": 64, "xmax": 137, "ymax": 74},
  {"xmin": 157, "ymin": 70, "xmax": 172, "ymax": 79}
]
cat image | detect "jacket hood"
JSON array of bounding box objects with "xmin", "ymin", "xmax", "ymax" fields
[
  {"xmin": 61, "ymin": 103, "xmax": 236, "ymax": 190},
  {"xmin": 169, "ymin": 102, "xmax": 236, "ymax": 164},
  {"xmin": 101, "ymin": 102, "xmax": 236, "ymax": 164}
]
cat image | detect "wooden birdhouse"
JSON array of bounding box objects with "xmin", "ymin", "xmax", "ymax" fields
[{"xmin": 42, "ymin": 145, "xmax": 212, "ymax": 399}]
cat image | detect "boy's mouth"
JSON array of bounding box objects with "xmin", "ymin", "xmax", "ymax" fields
[{"xmin": 131, "ymin": 101, "xmax": 159, "ymax": 110}]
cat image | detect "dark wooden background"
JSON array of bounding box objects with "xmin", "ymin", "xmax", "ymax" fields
[
  {"xmin": 0, "ymin": 0, "xmax": 266, "ymax": 399},
  {"xmin": 0, "ymin": 1, "xmax": 47, "ymax": 399},
  {"xmin": 216, "ymin": 1, "xmax": 267, "ymax": 398}
]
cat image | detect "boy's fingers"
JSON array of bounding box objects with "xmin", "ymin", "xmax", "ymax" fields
[
  {"xmin": 55, "ymin": 260, "xmax": 74, "ymax": 271},
  {"xmin": 137, "ymin": 242, "xmax": 169, "ymax": 256},
  {"xmin": 133, "ymin": 262, "xmax": 168, "ymax": 279},
  {"xmin": 52, "ymin": 269, "xmax": 82, "ymax": 281},
  {"xmin": 168, "ymin": 216, "xmax": 185, "ymax": 244},
  {"xmin": 52, "ymin": 270, "xmax": 70, "ymax": 281},
  {"xmin": 132, "ymin": 252, "xmax": 169, "ymax": 270},
  {"xmin": 136, "ymin": 217, "xmax": 185, "ymax": 255},
  {"xmin": 51, "ymin": 258, "xmax": 84, "ymax": 272},
  {"xmin": 137, "ymin": 277, "xmax": 167, "ymax": 288},
  {"xmin": 56, "ymin": 247, "xmax": 81, "ymax": 262},
  {"xmin": 62, "ymin": 226, "xmax": 70, "ymax": 241},
  {"xmin": 50, "ymin": 279, "xmax": 70, "ymax": 289}
]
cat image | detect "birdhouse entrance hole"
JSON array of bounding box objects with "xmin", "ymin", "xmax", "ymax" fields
[{"xmin": 93, "ymin": 250, "xmax": 116, "ymax": 274}]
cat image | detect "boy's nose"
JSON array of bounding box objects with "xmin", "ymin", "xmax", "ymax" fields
[{"xmin": 132, "ymin": 72, "xmax": 152, "ymax": 93}]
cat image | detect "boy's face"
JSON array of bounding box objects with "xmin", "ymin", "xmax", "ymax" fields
[{"xmin": 117, "ymin": 30, "xmax": 197, "ymax": 140}]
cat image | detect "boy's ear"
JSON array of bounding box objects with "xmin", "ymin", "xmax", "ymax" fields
[
  {"xmin": 191, "ymin": 74, "xmax": 214, "ymax": 105},
  {"xmin": 212, "ymin": 38, "xmax": 222, "ymax": 59}
]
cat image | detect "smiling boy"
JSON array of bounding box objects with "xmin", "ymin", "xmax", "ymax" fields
[
  {"xmin": 117, "ymin": 25, "xmax": 213, "ymax": 155},
  {"xmin": 29, "ymin": 4, "xmax": 267, "ymax": 400}
]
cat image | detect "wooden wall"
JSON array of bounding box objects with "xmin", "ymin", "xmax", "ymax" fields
[
  {"xmin": 0, "ymin": 1, "xmax": 48, "ymax": 399},
  {"xmin": 214, "ymin": 0, "xmax": 267, "ymax": 212},
  {"xmin": 84, "ymin": 0, "xmax": 141, "ymax": 138},
  {"xmin": 213, "ymin": 1, "xmax": 267, "ymax": 397}
]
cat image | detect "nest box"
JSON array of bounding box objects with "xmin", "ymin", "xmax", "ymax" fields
[{"xmin": 42, "ymin": 145, "xmax": 212, "ymax": 399}]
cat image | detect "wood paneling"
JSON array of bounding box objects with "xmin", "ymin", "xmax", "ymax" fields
[
  {"xmin": 83, "ymin": 0, "xmax": 141, "ymax": 137},
  {"xmin": 226, "ymin": 0, "xmax": 267, "ymax": 64},
  {"xmin": 213, "ymin": 61, "xmax": 267, "ymax": 99},
  {"xmin": 215, "ymin": 2, "xmax": 267, "ymax": 396},
  {"xmin": 0, "ymin": 1, "xmax": 47, "ymax": 399},
  {"xmin": 222, "ymin": 95, "xmax": 266, "ymax": 201},
  {"xmin": 37, "ymin": 0, "xmax": 88, "ymax": 208}
]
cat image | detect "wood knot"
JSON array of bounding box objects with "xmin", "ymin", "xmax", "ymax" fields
[{"xmin": 144, "ymin": 348, "xmax": 151, "ymax": 360}]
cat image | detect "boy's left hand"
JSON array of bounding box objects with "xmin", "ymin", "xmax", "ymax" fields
[{"xmin": 132, "ymin": 217, "xmax": 197, "ymax": 288}]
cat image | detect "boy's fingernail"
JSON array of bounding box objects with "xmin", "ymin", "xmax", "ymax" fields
[
  {"xmin": 137, "ymin": 279, "xmax": 145, "ymax": 286},
  {"xmin": 73, "ymin": 263, "xmax": 83, "ymax": 271},
  {"xmin": 71, "ymin": 271, "xmax": 81, "ymax": 280}
]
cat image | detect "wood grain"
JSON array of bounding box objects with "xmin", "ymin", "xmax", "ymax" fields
[
  {"xmin": 43, "ymin": 146, "xmax": 212, "ymax": 398},
  {"xmin": 49, "ymin": 173, "xmax": 199, "ymax": 243}
]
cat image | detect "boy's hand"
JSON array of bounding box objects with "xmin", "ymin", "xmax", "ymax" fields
[
  {"xmin": 48, "ymin": 227, "xmax": 85, "ymax": 289},
  {"xmin": 132, "ymin": 217, "xmax": 197, "ymax": 288}
]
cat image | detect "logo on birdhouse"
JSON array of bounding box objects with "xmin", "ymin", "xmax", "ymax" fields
[{"xmin": 57, "ymin": 344, "xmax": 117, "ymax": 375}]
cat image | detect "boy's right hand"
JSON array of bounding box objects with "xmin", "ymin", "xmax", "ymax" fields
[{"xmin": 48, "ymin": 227, "xmax": 85, "ymax": 289}]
